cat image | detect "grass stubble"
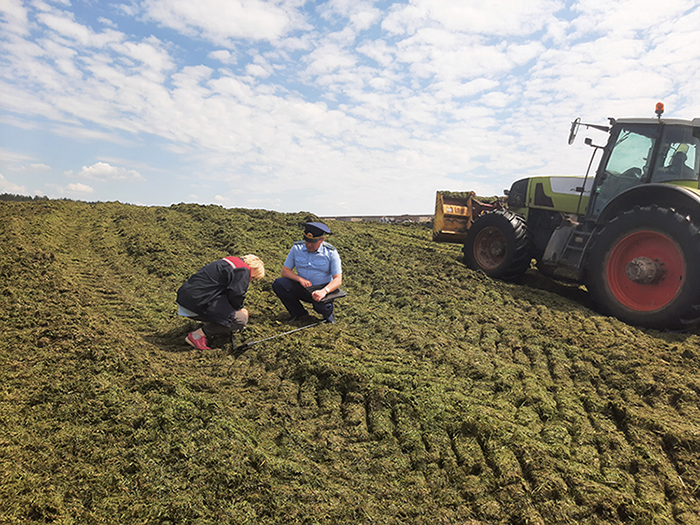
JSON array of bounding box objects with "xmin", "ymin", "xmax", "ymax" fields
[{"xmin": 0, "ymin": 200, "xmax": 699, "ymax": 524}]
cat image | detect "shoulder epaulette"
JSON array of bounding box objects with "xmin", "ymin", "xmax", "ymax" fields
[
  {"xmin": 322, "ymin": 241, "xmax": 336, "ymax": 251},
  {"xmin": 294, "ymin": 240, "xmax": 305, "ymax": 245}
]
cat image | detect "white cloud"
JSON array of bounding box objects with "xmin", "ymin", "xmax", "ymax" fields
[
  {"xmin": 304, "ymin": 42, "xmax": 358, "ymax": 77},
  {"xmin": 0, "ymin": 148, "xmax": 35, "ymax": 163},
  {"xmin": 109, "ymin": 36, "xmax": 174, "ymax": 74},
  {"xmin": 74, "ymin": 162, "xmax": 145, "ymax": 182},
  {"xmin": 98, "ymin": 17, "xmax": 117, "ymax": 29},
  {"xmin": 356, "ymin": 39, "xmax": 394, "ymax": 68},
  {"xmin": 0, "ymin": 173, "xmax": 28, "ymax": 194},
  {"xmin": 0, "ymin": 0, "xmax": 30, "ymax": 36},
  {"xmin": 6, "ymin": 163, "xmax": 52, "ymax": 172},
  {"xmin": 213, "ymin": 194, "xmax": 229, "ymax": 203},
  {"xmin": 141, "ymin": 0, "xmax": 306, "ymax": 43},
  {"xmin": 572, "ymin": 0, "xmax": 696, "ymax": 36},
  {"xmin": 37, "ymin": 11, "xmax": 123, "ymax": 48},
  {"xmin": 319, "ymin": 0, "xmax": 382, "ymax": 32},
  {"xmin": 209, "ymin": 49, "xmax": 238, "ymax": 64},
  {"xmin": 383, "ymin": 0, "xmax": 562, "ymax": 36},
  {"xmin": 66, "ymin": 182, "xmax": 95, "ymax": 194},
  {"xmin": 49, "ymin": 124, "xmax": 136, "ymax": 145},
  {"xmin": 243, "ymin": 197, "xmax": 283, "ymax": 210},
  {"xmin": 245, "ymin": 55, "xmax": 274, "ymax": 78}
]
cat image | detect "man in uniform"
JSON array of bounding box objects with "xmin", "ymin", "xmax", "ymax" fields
[{"xmin": 272, "ymin": 222, "xmax": 342, "ymax": 323}]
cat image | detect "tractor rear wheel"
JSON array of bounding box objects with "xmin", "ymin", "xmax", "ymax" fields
[
  {"xmin": 463, "ymin": 210, "xmax": 531, "ymax": 281},
  {"xmin": 585, "ymin": 205, "xmax": 700, "ymax": 329}
]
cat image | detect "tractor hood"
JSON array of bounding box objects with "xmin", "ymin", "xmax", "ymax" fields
[{"xmin": 507, "ymin": 175, "xmax": 593, "ymax": 217}]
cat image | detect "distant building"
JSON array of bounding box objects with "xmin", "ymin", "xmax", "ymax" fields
[{"xmin": 324, "ymin": 215, "xmax": 432, "ymax": 223}]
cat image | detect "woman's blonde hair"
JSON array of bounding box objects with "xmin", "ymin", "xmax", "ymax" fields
[{"xmin": 241, "ymin": 254, "xmax": 265, "ymax": 279}]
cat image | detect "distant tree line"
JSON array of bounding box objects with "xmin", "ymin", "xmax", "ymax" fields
[
  {"xmin": 0, "ymin": 193, "xmax": 51, "ymax": 202},
  {"xmin": 0, "ymin": 193, "xmax": 102, "ymax": 204}
]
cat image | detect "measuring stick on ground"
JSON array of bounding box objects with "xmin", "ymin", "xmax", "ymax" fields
[{"xmin": 233, "ymin": 321, "xmax": 326, "ymax": 351}]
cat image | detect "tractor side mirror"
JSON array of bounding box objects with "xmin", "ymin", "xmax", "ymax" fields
[{"xmin": 568, "ymin": 117, "xmax": 581, "ymax": 145}]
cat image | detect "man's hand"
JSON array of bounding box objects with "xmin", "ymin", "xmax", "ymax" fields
[
  {"xmin": 282, "ymin": 265, "xmax": 312, "ymax": 288},
  {"xmin": 311, "ymin": 287, "xmax": 327, "ymax": 302}
]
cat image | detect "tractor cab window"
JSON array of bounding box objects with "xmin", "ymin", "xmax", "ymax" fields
[
  {"xmin": 651, "ymin": 126, "xmax": 700, "ymax": 183},
  {"xmin": 590, "ymin": 126, "xmax": 657, "ymax": 217}
]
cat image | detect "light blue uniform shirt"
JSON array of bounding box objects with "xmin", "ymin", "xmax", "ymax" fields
[{"xmin": 283, "ymin": 241, "xmax": 342, "ymax": 286}]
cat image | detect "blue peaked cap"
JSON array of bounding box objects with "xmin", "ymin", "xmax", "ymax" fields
[{"xmin": 303, "ymin": 222, "xmax": 331, "ymax": 241}]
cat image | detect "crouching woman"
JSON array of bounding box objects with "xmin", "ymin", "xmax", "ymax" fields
[{"xmin": 176, "ymin": 254, "xmax": 265, "ymax": 350}]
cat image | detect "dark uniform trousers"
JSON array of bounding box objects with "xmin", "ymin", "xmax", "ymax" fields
[{"xmin": 272, "ymin": 278, "xmax": 334, "ymax": 320}]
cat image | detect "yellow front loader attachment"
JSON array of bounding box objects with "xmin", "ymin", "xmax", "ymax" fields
[{"xmin": 432, "ymin": 191, "xmax": 501, "ymax": 243}]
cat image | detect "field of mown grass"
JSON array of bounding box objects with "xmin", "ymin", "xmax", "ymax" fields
[{"xmin": 1, "ymin": 199, "xmax": 699, "ymax": 525}]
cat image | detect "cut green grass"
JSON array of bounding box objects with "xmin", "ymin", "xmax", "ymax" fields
[{"xmin": 1, "ymin": 200, "xmax": 699, "ymax": 524}]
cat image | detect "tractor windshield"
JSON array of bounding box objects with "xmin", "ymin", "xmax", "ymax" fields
[{"xmin": 589, "ymin": 124, "xmax": 659, "ymax": 217}]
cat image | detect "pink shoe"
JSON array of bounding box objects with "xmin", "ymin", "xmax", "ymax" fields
[{"xmin": 185, "ymin": 331, "xmax": 211, "ymax": 350}]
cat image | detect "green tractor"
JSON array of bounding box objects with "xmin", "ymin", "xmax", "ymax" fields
[{"xmin": 433, "ymin": 103, "xmax": 700, "ymax": 329}]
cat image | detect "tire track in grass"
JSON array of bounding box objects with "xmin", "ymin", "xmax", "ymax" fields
[
  {"xmin": 469, "ymin": 305, "xmax": 641, "ymax": 522},
  {"xmin": 544, "ymin": 326, "xmax": 644, "ymax": 512},
  {"xmin": 39, "ymin": 205, "xmax": 158, "ymax": 332},
  {"xmin": 288, "ymin": 353, "xmax": 529, "ymax": 522},
  {"xmin": 527, "ymin": 299, "xmax": 700, "ymax": 519},
  {"xmin": 454, "ymin": 314, "xmax": 551, "ymax": 520},
  {"xmin": 559, "ymin": 325, "xmax": 693, "ymax": 521},
  {"xmin": 498, "ymin": 294, "xmax": 697, "ymax": 521}
]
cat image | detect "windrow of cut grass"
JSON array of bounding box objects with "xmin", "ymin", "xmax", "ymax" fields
[{"xmin": 1, "ymin": 200, "xmax": 699, "ymax": 524}]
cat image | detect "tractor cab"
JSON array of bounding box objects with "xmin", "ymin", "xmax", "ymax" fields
[
  {"xmin": 537, "ymin": 105, "xmax": 700, "ymax": 281},
  {"xmin": 580, "ymin": 111, "xmax": 700, "ymax": 220}
]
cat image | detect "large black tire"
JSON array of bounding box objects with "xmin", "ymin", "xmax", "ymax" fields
[
  {"xmin": 585, "ymin": 205, "xmax": 700, "ymax": 329},
  {"xmin": 463, "ymin": 210, "xmax": 531, "ymax": 281}
]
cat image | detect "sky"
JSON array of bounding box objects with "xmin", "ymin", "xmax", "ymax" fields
[{"xmin": 1, "ymin": 0, "xmax": 700, "ymax": 216}]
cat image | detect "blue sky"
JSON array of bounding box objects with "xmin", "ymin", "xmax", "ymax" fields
[{"xmin": 1, "ymin": 0, "xmax": 699, "ymax": 215}]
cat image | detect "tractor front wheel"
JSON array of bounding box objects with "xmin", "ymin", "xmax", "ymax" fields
[
  {"xmin": 463, "ymin": 210, "xmax": 531, "ymax": 281},
  {"xmin": 586, "ymin": 205, "xmax": 700, "ymax": 329}
]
